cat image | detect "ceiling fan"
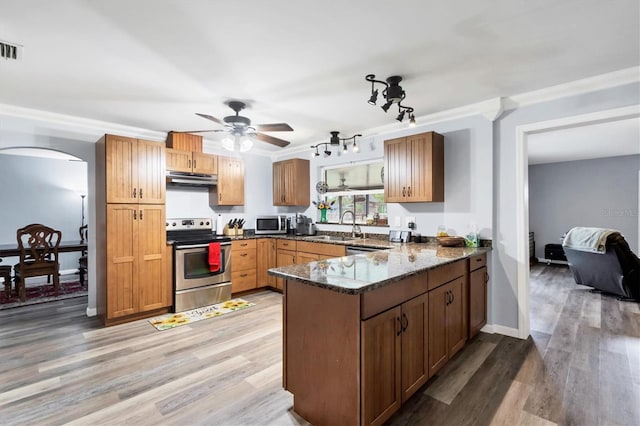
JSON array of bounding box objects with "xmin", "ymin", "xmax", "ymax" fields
[{"xmin": 176, "ymin": 100, "xmax": 293, "ymax": 151}]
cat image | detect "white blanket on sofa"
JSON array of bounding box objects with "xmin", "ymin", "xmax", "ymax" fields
[{"xmin": 562, "ymin": 227, "xmax": 620, "ymax": 254}]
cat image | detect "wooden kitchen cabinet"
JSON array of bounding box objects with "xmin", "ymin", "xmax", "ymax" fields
[
  {"xmin": 166, "ymin": 131, "xmax": 203, "ymax": 152},
  {"xmin": 362, "ymin": 292, "xmax": 429, "ymax": 426},
  {"xmin": 231, "ymin": 239, "xmax": 257, "ymax": 293},
  {"xmin": 428, "ymin": 276, "xmax": 465, "ymax": 377},
  {"xmin": 105, "ymin": 204, "xmax": 168, "ymax": 320},
  {"xmin": 166, "ymin": 148, "xmax": 218, "ymax": 175},
  {"xmin": 104, "ymin": 134, "xmax": 166, "ymax": 204},
  {"xmin": 210, "ymin": 156, "xmax": 244, "ymax": 206},
  {"xmin": 257, "ymin": 239, "xmax": 277, "ymax": 287},
  {"xmin": 273, "ymin": 158, "xmax": 310, "ymax": 206},
  {"xmin": 275, "ymin": 249, "xmax": 296, "ymax": 291},
  {"xmin": 384, "ymin": 131, "xmax": 444, "ymax": 203},
  {"xmin": 469, "ymin": 253, "xmax": 488, "ymax": 339}
]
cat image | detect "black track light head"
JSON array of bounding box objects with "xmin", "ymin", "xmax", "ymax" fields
[
  {"xmin": 368, "ymin": 89, "xmax": 378, "ymax": 105},
  {"xmin": 396, "ymin": 110, "xmax": 405, "ymax": 122},
  {"xmin": 381, "ymin": 100, "xmax": 393, "ymax": 112}
]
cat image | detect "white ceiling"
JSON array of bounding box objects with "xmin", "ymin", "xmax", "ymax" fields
[
  {"xmin": 0, "ymin": 0, "xmax": 638, "ymax": 153},
  {"xmin": 528, "ymin": 117, "xmax": 640, "ymax": 164}
]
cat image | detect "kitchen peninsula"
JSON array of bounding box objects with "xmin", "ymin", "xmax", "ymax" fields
[{"xmin": 269, "ymin": 244, "xmax": 490, "ymax": 426}]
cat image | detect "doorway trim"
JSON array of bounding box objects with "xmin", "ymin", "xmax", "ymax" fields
[{"xmin": 515, "ymin": 104, "xmax": 640, "ymax": 339}]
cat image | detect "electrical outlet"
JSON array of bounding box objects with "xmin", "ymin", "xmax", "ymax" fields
[
  {"xmin": 406, "ymin": 216, "xmax": 415, "ymax": 227},
  {"xmin": 394, "ymin": 216, "xmax": 401, "ymax": 227}
]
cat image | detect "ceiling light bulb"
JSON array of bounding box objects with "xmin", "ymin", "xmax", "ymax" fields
[
  {"xmin": 239, "ymin": 136, "xmax": 253, "ymax": 152},
  {"xmin": 396, "ymin": 110, "xmax": 405, "ymax": 122},
  {"xmin": 352, "ymin": 142, "xmax": 359, "ymax": 153},
  {"xmin": 221, "ymin": 136, "xmax": 235, "ymax": 152},
  {"xmin": 381, "ymin": 100, "xmax": 393, "ymax": 113},
  {"xmin": 409, "ymin": 114, "xmax": 416, "ymax": 127},
  {"xmin": 342, "ymin": 142, "xmax": 348, "ymax": 153},
  {"xmin": 368, "ymin": 89, "xmax": 378, "ymax": 105}
]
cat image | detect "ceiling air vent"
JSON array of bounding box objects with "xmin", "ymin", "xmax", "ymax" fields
[{"xmin": 0, "ymin": 40, "xmax": 23, "ymax": 61}]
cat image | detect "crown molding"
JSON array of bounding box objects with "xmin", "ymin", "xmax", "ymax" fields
[
  {"xmin": 503, "ymin": 66, "xmax": 640, "ymax": 110},
  {"xmin": 0, "ymin": 103, "xmax": 168, "ymax": 141}
]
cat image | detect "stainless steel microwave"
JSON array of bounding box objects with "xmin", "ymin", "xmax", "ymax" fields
[{"xmin": 255, "ymin": 215, "xmax": 288, "ymax": 235}]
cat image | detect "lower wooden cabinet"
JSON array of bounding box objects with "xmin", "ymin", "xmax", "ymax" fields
[
  {"xmin": 105, "ymin": 204, "xmax": 168, "ymax": 321},
  {"xmin": 362, "ymin": 293, "xmax": 429, "ymax": 426},
  {"xmin": 469, "ymin": 266, "xmax": 488, "ymax": 338},
  {"xmin": 256, "ymin": 239, "xmax": 277, "ymax": 287},
  {"xmin": 428, "ymin": 277, "xmax": 465, "ymax": 377},
  {"xmin": 231, "ymin": 240, "xmax": 257, "ymax": 293},
  {"xmin": 276, "ymin": 249, "xmax": 296, "ymax": 291}
]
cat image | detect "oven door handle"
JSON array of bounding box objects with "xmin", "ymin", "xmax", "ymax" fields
[{"xmin": 175, "ymin": 243, "xmax": 231, "ymax": 250}]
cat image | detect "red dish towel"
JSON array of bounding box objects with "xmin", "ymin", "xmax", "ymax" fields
[{"xmin": 208, "ymin": 242, "xmax": 221, "ymax": 272}]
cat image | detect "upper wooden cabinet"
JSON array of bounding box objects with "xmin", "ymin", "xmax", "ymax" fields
[
  {"xmin": 166, "ymin": 148, "xmax": 218, "ymax": 175},
  {"xmin": 166, "ymin": 132, "xmax": 203, "ymax": 152},
  {"xmin": 384, "ymin": 131, "xmax": 444, "ymax": 203},
  {"xmin": 104, "ymin": 134, "xmax": 166, "ymax": 204},
  {"xmin": 210, "ymin": 156, "xmax": 244, "ymax": 206},
  {"xmin": 273, "ymin": 159, "xmax": 310, "ymax": 206}
]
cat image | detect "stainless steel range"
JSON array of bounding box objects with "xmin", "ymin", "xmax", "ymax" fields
[{"xmin": 167, "ymin": 218, "xmax": 232, "ymax": 312}]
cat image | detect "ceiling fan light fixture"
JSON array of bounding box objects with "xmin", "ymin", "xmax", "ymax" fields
[
  {"xmin": 238, "ymin": 136, "xmax": 253, "ymax": 153},
  {"xmin": 329, "ymin": 131, "xmax": 341, "ymax": 146},
  {"xmin": 221, "ymin": 136, "xmax": 235, "ymax": 152}
]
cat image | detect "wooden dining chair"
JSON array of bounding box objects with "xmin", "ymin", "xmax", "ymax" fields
[
  {"xmin": 0, "ymin": 262, "xmax": 11, "ymax": 299},
  {"xmin": 14, "ymin": 224, "xmax": 62, "ymax": 302}
]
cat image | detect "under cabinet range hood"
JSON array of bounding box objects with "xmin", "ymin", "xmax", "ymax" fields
[{"xmin": 166, "ymin": 171, "xmax": 217, "ymax": 187}]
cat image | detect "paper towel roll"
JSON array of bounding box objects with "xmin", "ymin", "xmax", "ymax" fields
[{"xmin": 216, "ymin": 214, "xmax": 224, "ymax": 235}]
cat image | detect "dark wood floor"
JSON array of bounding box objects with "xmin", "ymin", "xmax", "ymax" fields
[{"xmin": 0, "ymin": 265, "xmax": 638, "ymax": 425}]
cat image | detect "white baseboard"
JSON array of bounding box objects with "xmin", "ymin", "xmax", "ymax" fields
[
  {"xmin": 536, "ymin": 257, "xmax": 568, "ymax": 265},
  {"xmin": 86, "ymin": 307, "xmax": 97, "ymax": 317},
  {"xmin": 481, "ymin": 323, "xmax": 522, "ymax": 339}
]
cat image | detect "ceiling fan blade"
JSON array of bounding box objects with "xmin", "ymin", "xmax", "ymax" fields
[
  {"xmin": 254, "ymin": 132, "xmax": 291, "ymax": 147},
  {"xmin": 254, "ymin": 123, "xmax": 293, "ymax": 132},
  {"xmin": 195, "ymin": 113, "xmax": 224, "ymax": 125},
  {"xmin": 172, "ymin": 129, "xmax": 226, "ymax": 133}
]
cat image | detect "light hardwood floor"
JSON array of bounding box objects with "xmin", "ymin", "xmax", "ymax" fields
[{"xmin": 0, "ymin": 265, "xmax": 638, "ymax": 425}]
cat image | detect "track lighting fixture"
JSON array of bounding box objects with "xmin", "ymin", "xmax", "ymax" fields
[
  {"xmin": 365, "ymin": 74, "xmax": 416, "ymax": 126},
  {"xmin": 310, "ymin": 131, "xmax": 363, "ymax": 158}
]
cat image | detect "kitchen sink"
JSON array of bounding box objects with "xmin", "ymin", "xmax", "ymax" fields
[{"xmin": 301, "ymin": 235, "xmax": 358, "ymax": 242}]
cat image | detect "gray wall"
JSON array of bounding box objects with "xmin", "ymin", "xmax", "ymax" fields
[
  {"xmin": 0, "ymin": 154, "xmax": 88, "ymax": 274},
  {"xmin": 494, "ymin": 81, "xmax": 640, "ymax": 330},
  {"xmin": 529, "ymin": 155, "xmax": 640, "ymax": 258}
]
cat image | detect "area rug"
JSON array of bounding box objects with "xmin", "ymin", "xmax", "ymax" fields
[
  {"xmin": 0, "ymin": 281, "xmax": 87, "ymax": 309},
  {"xmin": 149, "ymin": 298, "xmax": 256, "ymax": 331}
]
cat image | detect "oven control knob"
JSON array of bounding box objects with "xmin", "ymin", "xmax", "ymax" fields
[
  {"xmin": 206, "ymin": 221, "xmax": 210, "ymax": 226},
  {"xmin": 200, "ymin": 221, "xmax": 204, "ymax": 226},
  {"xmin": 172, "ymin": 222, "xmax": 176, "ymax": 227}
]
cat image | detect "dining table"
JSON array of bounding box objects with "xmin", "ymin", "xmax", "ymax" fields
[{"xmin": 0, "ymin": 240, "xmax": 87, "ymax": 260}]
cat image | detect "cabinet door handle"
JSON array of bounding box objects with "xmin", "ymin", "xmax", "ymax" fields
[
  {"xmin": 402, "ymin": 187, "xmax": 406, "ymax": 197},
  {"xmin": 485, "ymin": 272, "xmax": 490, "ymax": 283},
  {"xmin": 241, "ymin": 243, "xmax": 248, "ymax": 247},
  {"xmin": 139, "ymin": 188, "xmax": 143, "ymax": 199},
  {"xmin": 240, "ymin": 273, "xmax": 248, "ymax": 277},
  {"xmin": 133, "ymin": 188, "xmax": 137, "ymax": 198},
  {"xmin": 188, "ymin": 159, "xmax": 191, "ymax": 168},
  {"xmin": 193, "ymin": 160, "xmax": 197, "ymax": 169},
  {"xmin": 407, "ymin": 186, "xmax": 411, "ymax": 197},
  {"xmin": 402, "ymin": 312, "xmax": 408, "ymax": 332},
  {"xmin": 446, "ymin": 290, "xmax": 451, "ymax": 305},
  {"xmin": 140, "ymin": 210, "xmax": 143, "ymax": 220},
  {"xmin": 396, "ymin": 316, "xmax": 402, "ymax": 336},
  {"xmin": 219, "ymin": 193, "xmax": 222, "ymax": 201},
  {"xmin": 133, "ymin": 210, "xmax": 137, "ymax": 220},
  {"xmin": 240, "ymin": 253, "xmax": 248, "ymax": 257}
]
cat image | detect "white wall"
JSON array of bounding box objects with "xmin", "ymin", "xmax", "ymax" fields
[{"xmin": 529, "ymin": 155, "xmax": 640, "ymax": 259}]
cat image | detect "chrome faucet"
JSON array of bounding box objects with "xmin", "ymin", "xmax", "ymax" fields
[{"xmin": 340, "ymin": 210, "xmax": 363, "ymax": 238}]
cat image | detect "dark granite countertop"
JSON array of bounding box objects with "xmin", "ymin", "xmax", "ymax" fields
[{"xmin": 268, "ymin": 244, "xmax": 490, "ymax": 295}]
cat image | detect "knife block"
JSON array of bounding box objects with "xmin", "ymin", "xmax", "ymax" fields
[{"xmin": 223, "ymin": 225, "xmax": 243, "ymax": 237}]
